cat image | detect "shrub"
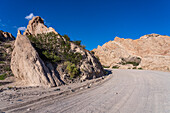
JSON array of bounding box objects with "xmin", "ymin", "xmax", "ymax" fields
[
  {"xmin": 65, "ymin": 61, "xmax": 80, "ymax": 79},
  {"xmin": 103, "ymin": 65, "xmax": 110, "ymax": 68},
  {"xmin": 73, "ymin": 40, "xmax": 81, "ymax": 46},
  {"xmin": 122, "ymin": 62, "xmax": 139, "ymax": 66},
  {"xmin": 138, "ymin": 67, "xmax": 143, "ymax": 70},
  {"xmin": 4, "ymin": 44, "xmax": 11, "ymax": 48},
  {"xmin": 80, "ymin": 45, "xmax": 86, "ymax": 49},
  {"xmin": 0, "ymin": 61, "xmax": 5, "ymax": 64},
  {"xmin": 91, "ymin": 51, "xmax": 95, "ymax": 54},
  {"xmin": 112, "ymin": 66, "xmax": 119, "ymax": 69},
  {"xmin": 63, "ymin": 35, "xmax": 70, "ymax": 41},
  {"xmin": 72, "ymin": 40, "xmax": 86, "ymax": 49},
  {"xmin": 28, "ymin": 33, "xmax": 82, "ymax": 64},
  {"xmin": 104, "ymin": 71, "xmax": 109, "ymax": 75},
  {"xmin": 2, "ymin": 53, "xmax": 7, "ymax": 58},
  {"xmin": 42, "ymin": 51, "xmax": 61, "ymax": 62},
  {"xmin": 4, "ymin": 65, "xmax": 11, "ymax": 71},
  {"xmin": 53, "ymin": 55, "xmax": 61, "ymax": 62},
  {"xmin": 0, "ymin": 73, "xmax": 7, "ymax": 80},
  {"xmin": 129, "ymin": 62, "xmax": 139, "ymax": 66},
  {"xmin": 132, "ymin": 67, "xmax": 137, "ymax": 69}
]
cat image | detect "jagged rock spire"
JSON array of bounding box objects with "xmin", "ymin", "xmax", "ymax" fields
[
  {"xmin": 24, "ymin": 16, "xmax": 58, "ymax": 36},
  {"xmin": 0, "ymin": 30, "xmax": 15, "ymax": 41}
]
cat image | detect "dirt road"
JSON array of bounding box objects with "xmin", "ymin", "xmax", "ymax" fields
[{"xmin": 4, "ymin": 69, "xmax": 170, "ymax": 113}]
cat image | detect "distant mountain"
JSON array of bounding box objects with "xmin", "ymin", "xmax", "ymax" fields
[
  {"xmin": 93, "ymin": 34, "xmax": 170, "ymax": 71},
  {"xmin": 11, "ymin": 16, "xmax": 105, "ymax": 87}
]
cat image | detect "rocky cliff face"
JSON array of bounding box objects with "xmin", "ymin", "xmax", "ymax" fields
[
  {"xmin": 0, "ymin": 30, "xmax": 15, "ymax": 41},
  {"xmin": 93, "ymin": 34, "xmax": 170, "ymax": 71},
  {"xmin": 11, "ymin": 16, "xmax": 104, "ymax": 87},
  {"xmin": 0, "ymin": 31, "xmax": 15, "ymax": 80}
]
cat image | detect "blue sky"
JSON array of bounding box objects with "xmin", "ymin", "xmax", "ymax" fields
[{"xmin": 0, "ymin": 0, "xmax": 170, "ymax": 50}]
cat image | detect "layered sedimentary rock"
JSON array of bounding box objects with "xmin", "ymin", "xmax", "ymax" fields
[
  {"xmin": 93, "ymin": 34, "xmax": 170, "ymax": 71},
  {"xmin": 11, "ymin": 16, "xmax": 104, "ymax": 87}
]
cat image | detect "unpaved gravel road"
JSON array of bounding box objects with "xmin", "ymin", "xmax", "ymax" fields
[{"xmin": 5, "ymin": 69, "xmax": 170, "ymax": 113}]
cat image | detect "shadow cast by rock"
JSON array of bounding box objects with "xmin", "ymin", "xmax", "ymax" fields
[
  {"xmin": 0, "ymin": 81, "xmax": 12, "ymax": 86},
  {"xmin": 104, "ymin": 69, "xmax": 112, "ymax": 76}
]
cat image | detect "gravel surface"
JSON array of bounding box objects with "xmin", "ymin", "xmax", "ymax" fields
[{"xmin": 1, "ymin": 69, "xmax": 170, "ymax": 113}]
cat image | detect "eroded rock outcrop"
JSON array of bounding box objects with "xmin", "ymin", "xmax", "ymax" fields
[
  {"xmin": 70, "ymin": 42, "xmax": 104, "ymax": 80},
  {"xmin": 24, "ymin": 16, "xmax": 58, "ymax": 36},
  {"xmin": 0, "ymin": 30, "xmax": 15, "ymax": 41},
  {"xmin": 11, "ymin": 16, "xmax": 104, "ymax": 87},
  {"xmin": 0, "ymin": 30, "xmax": 15, "ymax": 81},
  {"xmin": 93, "ymin": 34, "xmax": 170, "ymax": 71},
  {"xmin": 11, "ymin": 31, "xmax": 63, "ymax": 87}
]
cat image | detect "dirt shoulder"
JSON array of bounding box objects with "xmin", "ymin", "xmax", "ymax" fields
[{"xmin": 0, "ymin": 69, "xmax": 112, "ymax": 112}]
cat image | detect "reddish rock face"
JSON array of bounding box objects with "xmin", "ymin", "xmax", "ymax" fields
[{"xmin": 93, "ymin": 34, "xmax": 170, "ymax": 71}]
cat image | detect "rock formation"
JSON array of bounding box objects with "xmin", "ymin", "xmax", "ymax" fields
[
  {"xmin": 11, "ymin": 30, "xmax": 61, "ymax": 87},
  {"xmin": 11, "ymin": 16, "xmax": 104, "ymax": 87},
  {"xmin": 93, "ymin": 34, "xmax": 170, "ymax": 71},
  {"xmin": 0, "ymin": 30, "xmax": 15, "ymax": 41},
  {"xmin": 24, "ymin": 16, "xmax": 58, "ymax": 36},
  {"xmin": 0, "ymin": 30, "xmax": 15, "ymax": 80}
]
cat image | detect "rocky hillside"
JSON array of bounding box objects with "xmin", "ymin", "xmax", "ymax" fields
[
  {"xmin": 0, "ymin": 31, "xmax": 15, "ymax": 81},
  {"xmin": 11, "ymin": 16, "xmax": 105, "ymax": 87},
  {"xmin": 0, "ymin": 30, "xmax": 15, "ymax": 41},
  {"xmin": 93, "ymin": 34, "xmax": 170, "ymax": 71}
]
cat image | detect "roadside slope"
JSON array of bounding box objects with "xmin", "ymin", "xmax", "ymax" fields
[{"xmin": 4, "ymin": 69, "xmax": 170, "ymax": 113}]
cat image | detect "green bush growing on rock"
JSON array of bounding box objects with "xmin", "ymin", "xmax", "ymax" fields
[
  {"xmin": 121, "ymin": 57, "xmax": 141, "ymax": 66},
  {"xmin": 132, "ymin": 67, "xmax": 137, "ymax": 69},
  {"xmin": 65, "ymin": 61, "xmax": 80, "ymax": 79},
  {"xmin": 0, "ymin": 61, "xmax": 5, "ymax": 64},
  {"xmin": 0, "ymin": 73, "xmax": 7, "ymax": 80},
  {"xmin": 28, "ymin": 32, "xmax": 82, "ymax": 64},
  {"xmin": 112, "ymin": 66, "xmax": 119, "ymax": 69},
  {"xmin": 121, "ymin": 62, "xmax": 139, "ymax": 66},
  {"xmin": 138, "ymin": 67, "xmax": 143, "ymax": 70},
  {"xmin": 4, "ymin": 65, "xmax": 11, "ymax": 71},
  {"xmin": 72, "ymin": 40, "xmax": 86, "ymax": 49},
  {"xmin": 42, "ymin": 51, "xmax": 61, "ymax": 62},
  {"xmin": 4, "ymin": 44, "xmax": 11, "ymax": 48},
  {"xmin": 63, "ymin": 34, "xmax": 70, "ymax": 41},
  {"xmin": 102, "ymin": 65, "xmax": 110, "ymax": 68},
  {"xmin": 104, "ymin": 71, "xmax": 109, "ymax": 75},
  {"xmin": 73, "ymin": 40, "xmax": 81, "ymax": 46}
]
